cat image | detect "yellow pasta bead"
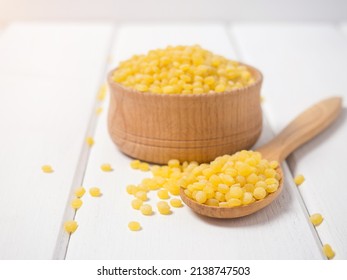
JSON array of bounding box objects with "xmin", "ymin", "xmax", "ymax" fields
[
  {"xmin": 215, "ymin": 192, "xmax": 225, "ymax": 202},
  {"xmin": 130, "ymin": 159, "xmax": 141, "ymax": 169},
  {"xmin": 253, "ymin": 187, "xmax": 266, "ymax": 200},
  {"xmin": 135, "ymin": 191, "xmax": 148, "ymax": 201},
  {"xmin": 294, "ymin": 174, "xmax": 305, "ymax": 186},
  {"xmin": 41, "ymin": 165, "xmax": 53, "ymax": 173},
  {"xmin": 71, "ymin": 198, "xmax": 83, "ymax": 210},
  {"xmin": 135, "ymin": 84, "xmax": 148, "ymax": 92},
  {"xmin": 310, "ymin": 213, "xmax": 323, "ymax": 226},
  {"xmin": 266, "ymin": 184, "xmax": 279, "ymax": 193},
  {"xmin": 126, "ymin": 184, "xmax": 138, "ymax": 195},
  {"xmin": 270, "ymin": 160, "xmax": 279, "ymax": 169},
  {"xmin": 219, "ymin": 202, "xmax": 229, "ymax": 207},
  {"xmin": 100, "ymin": 163, "xmax": 113, "ymax": 172},
  {"xmin": 64, "ymin": 220, "xmax": 78, "ymax": 234},
  {"xmin": 140, "ymin": 204, "xmax": 153, "ymax": 215},
  {"xmin": 86, "ymin": 136, "xmax": 94, "ymax": 147},
  {"xmin": 217, "ymin": 184, "xmax": 229, "ymax": 194},
  {"xmin": 206, "ymin": 198, "xmax": 219, "ymax": 206},
  {"xmin": 242, "ymin": 192, "xmax": 254, "ymax": 205},
  {"xmin": 139, "ymin": 162, "xmax": 150, "ymax": 171},
  {"xmin": 227, "ymin": 198, "xmax": 242, "ymax": 207},
  {"xmin": 170, "ymin": 198, "xmax": 183, "ymax": 208},
  {"xmin": 128, "ymin": 221, "xmax": 141, "ymax": 231},
  {"xmin": 322, "ymin": 244, "xmax": 335, "ymax": 259},
  {"xmin": 168, "ymin": 159, "xmax": 180, "ymax": 168},
  {"xmin": 228, "ymin": 185, "xmax": 243, "ymax": 199},
  {"xmin": 195, "ymin": 191, "xmax": 207, "ymax": 204},
  {"xmin": 215, "ymin": 84, "xmax": 226, "ymax": 93},
  {"xmin": 157, "ymin": 189, "xmax": 170, "ymax": 199},
  {"xmin": 157, "ymin": 201, "xmax": 171, "ymax": 215},
  {"xmin": 131, "ymin": 198, "xmax": 143, "ymax": 210},
  {"xmin": 97, "ymin": 84, "xmax": 107, "ymax": 101},
  {"xmin": 96, "ymin": 107, "xmax": 103, "ymax": 115},
  {"xmin": 89, "ymin": 187, "xmax": 101, "ymax": 197},
  {"xmin": 74, "ymin": 187, "xmax": 86, "ymax": 198}
]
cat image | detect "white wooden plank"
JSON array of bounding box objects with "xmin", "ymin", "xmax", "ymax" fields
[
  {"xmin": 0, "ymin": 22, "xmax": 114, "ymax": 259},
  {"xmin": 66, "ymin": 23, "xmax": 322, "ymax": 259},
  {"xmin": 1, "ymin": 0, "xmax": 346, "ymax": 21},
  {"xmin": 230, "ymin": 23, "xmax": 347, "ymax": 259}
]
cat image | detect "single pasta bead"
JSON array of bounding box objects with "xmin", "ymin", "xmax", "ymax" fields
[
  {"xmin": 71, "ymin": 198, "xmax": 83, "ymax": 210},
  {"xmin": 86, "ymin": 136, "xmax": 94, "ymax": 147},
  {"xmin": 215, "ymin": 192, "xmax": 225, "ymax": 202},
  {"xmin": 228, "ymin": 185, "xmax": 243, "ymax": 199},
  {"xmin": 100, "ymin": 163, "xmax": 113, "ymax": 172},
  {"xmin": 195, "ymin": 191, "xmax": 207, "ymax": 204},
  {"xmin": 227, "ymin": 198, "xmax": 242, "ymax": 207},
  {"xmin": 157, "ymin": 189, "xmax": 170, "ymax": 199},
  {"xmin": 247, "ymin": 173, "xmax": 259, "ymax": 184},
  {"xmin": 74, "ymin": 186, "xmax": 86, "ymax": 198},
  {"xmin": 157, "ymin": 201, "xmax": 171, "ymax": 215},
  {"xmin": 170, "ymin": 198, "xmax": 183, "ymax": 208},
  {"xmin": 310, "ymin": 213, "xmax": 324, "ymax": 226},
  {"xmin": 219, "ymin": 202, "xmax": 229, "ymax": 207},
  {"xmin": 97, "ymin": 84, "xmax": 107, "ymax": 101},
  {"xmin": 266, "ymin": 184, "xmax": 279, "ymax": 193},
  {"xmin": 41, "ymin": 165, "xmax": 53, "ymax": 173},
  {"xmin": 270, "ymin": 160, "xmax": 279, "ymax": 169},
  {"xmin": 130, "ymin": 160, "xmax": 141, "ymax": 169},
  {"xmin": 168, "ymin": 159, "xmax": 180, "ymax": 168},
  {"xmin": 253, "ymin": 187, "xmax": 267, "ymax": 200},
  {"xmin": 140, "ymin": 204, "xmax": 153, "ymax": 215},
  {"xmin": 126, "ymin": 184, "xmax": 138, "ymax": 195},
  {"xmin": 206, "ymin": 198, "xmax": 219, "ymax": 206},
  {"xmin": 294, "ymin": 174, "xmax": 305, "ymax": 186},
  {"xmin": 242, "ymin": 192, "xmax": 253, "ymax": 205},
  {"xmin": 128, "ymin": 221, "xmax": 141, "ymax": 231},
  {"xmin": 322, "ymin": 244, "xmax": 335, "ymax": 259},
  {"xmin": 139, "ymin": 162, "xmax": 150, "ymax": 171},
  {"xmin": 64, "ymin": 220, "xmax": 78, "ymax": 234},
  {"xmin": 131, "ymin": 198, "xmax": 143, "ymax": 210},
  {"xmin": 255, "ymin": 181, "xmax": 267, "ymax": 189},
  {"xmin": 135, "ymin": 191, "xmax": 148, "ymax": 201},
  {"xmin": 89, "ymin": 187, "xmax": 101, "ymax": 197},
  {"xmin": 217, "ymin": 184, "xmax": 229, "ymax": 194},
  {"xmin": 215, "ymin": 84, "xmax": 226, "ymax": 93}
]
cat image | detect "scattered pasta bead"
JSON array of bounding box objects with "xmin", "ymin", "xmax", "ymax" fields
[
  {"xmin": 128, "ymin": 221, "xmax": 141, "ymax": 231},
  {"xmin": 96, "ymin": 107, "xmax": 103, "ymax": 115},
  {"xmin": 170, "ymin": 198, "xmax": 183, "ymax": 208},
  {"xmin": 157, "ymin": 189, "xmax": 170, "ymax": 199},
  {"xmin": 294, "ymin": 174, "xmax": 305, "ymax": 186},
  {"xmin": 310, "ymin": 213, "xmax": 324, "ymax": 226},
  {"xmin": 322, "ymin": 244, "xmax": 335, "ymax": 259},
  {"xmin": 131, "ymin": 198, "xmax": 143, "ymax": 210},
  {"xmin": 89, "ymin": 187, "xmax": 101, "ymax": 197},
  {"xmin": 157, "ymin": 201, "xmax": 171, "ymax": 215},
  {"xmin": 139, "ymin": 162, "xmax": 150, "ymax": 171},
  {"xmin": 71, "ymin": 198, "xmax": 83, "ymax": 210},
  {"xmin": 41, "ymin": 165, "xmax": 53, "ymax": 173},
  {"xmin": 126, "ymin": 184, "xmax": 138, "ymax": 195},
  {"xmin": 74, "ymin": 187, "xmax": 86, "ymax": 198},
  {"xmin": 130, "ymin": 160, "xmax": 141, "ymax": 169},
  {"xmin": 135, "ymin": 191, "xmax": 148, "ymax": 201},
  {"xmin": 112, "ymin": 45, "xmax": 254, "ymax": 94},
  {"xmin": 97, "ymin": 84, "xmax": 107, "ymax": 101},
  {"xmin": 86, "ymin": 137, "xmax": 94, "ymax": 147},
  {"xmin": 140, "ymin": 204, "xmax": 153, "ymax": 215},
  {"xmin": 100, "ymin": 163, "xmax": 113, "ymax": 172},
  {"xmin": 64, "ymin": 220, "xmax": 78, "ymax": 234}
]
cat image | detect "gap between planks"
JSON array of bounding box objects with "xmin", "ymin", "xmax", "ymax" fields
[
  {"xmin": 225, "ymin": 22, "xmax": 325, "ymax": 259},
  {"xmin": 52, "ymin": 26, "xmax": 118, "ymax": 260}
]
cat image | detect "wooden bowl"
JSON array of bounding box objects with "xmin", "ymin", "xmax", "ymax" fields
[{"xmin": 107, "ymin": 64, "xmax": 263, "ymax": 164}]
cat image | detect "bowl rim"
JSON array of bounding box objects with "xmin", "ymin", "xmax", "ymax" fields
[{"xmin": 107, "ymin": 62, "xmax": 263, "ymax": 98}]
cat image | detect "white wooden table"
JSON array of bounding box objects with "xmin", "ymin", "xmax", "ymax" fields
[{"xmin": 0, "ymin": 21, "xmax": 346, "ymax": 260}]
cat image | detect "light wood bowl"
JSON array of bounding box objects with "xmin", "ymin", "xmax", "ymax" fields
[{"xmin": 107, "ymin": 64, "xmax": 263, "ymax": 164}]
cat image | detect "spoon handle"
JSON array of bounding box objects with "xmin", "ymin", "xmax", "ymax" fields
[{"xmin": 257, "ymin": 97, "xmax": 342, "ymax": 162}]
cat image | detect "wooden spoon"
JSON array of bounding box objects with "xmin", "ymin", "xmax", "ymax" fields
[{"xmin": 180, "ymin": 97, "xmax": 342, "ymax": 218}]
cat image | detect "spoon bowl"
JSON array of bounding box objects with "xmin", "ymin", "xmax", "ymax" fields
[{"xmin": 180, "ymin": 97, "xmax": 342, "ymax": 218}]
